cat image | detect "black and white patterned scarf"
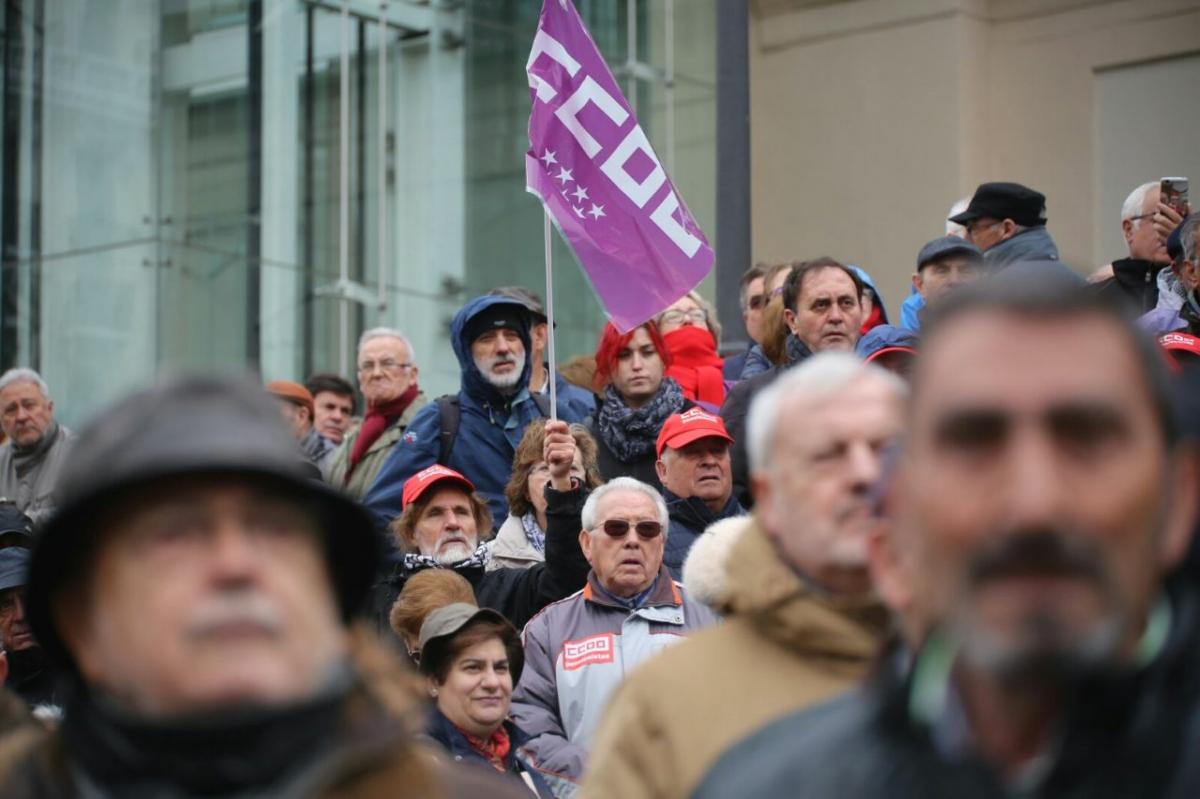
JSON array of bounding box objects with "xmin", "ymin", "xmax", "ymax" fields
[
  {"xmin": 401, "ymin": 542, "xmax": 492, "ymax": 573},
  {"xmin": 596, "ymin": 377, "xmax": 686, "ymax": 463}
]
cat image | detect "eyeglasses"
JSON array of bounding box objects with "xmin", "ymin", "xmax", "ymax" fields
[
  {"xmin": 746, "ymin": 294, "xmax": 767, "ymax": 311},
  {"xmin": 1127, "ymin": 213, "xmax": 1155, "ymax": 223},
  {"xmin": 596, "ymin": 519, "xmax": 663, "ymax": 539},
  {"xmin": 964, "ymin": 219, "xmax": 1000, "ymax": 236},
  {"xmin": 357, "ymin": 359, "xmax": 413, "ymax": 374},
  {"xmin": 768, "ymin": 285, "xmax": 785, "ymax": 298},
  {"xmin": 659, "ymin": 308, "xmax": 707, "ymax": 326}
]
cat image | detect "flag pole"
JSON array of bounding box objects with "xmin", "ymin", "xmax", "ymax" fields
[{"xmin": 543, "ymin": 209, "xmax": 558, "ymax": 422}]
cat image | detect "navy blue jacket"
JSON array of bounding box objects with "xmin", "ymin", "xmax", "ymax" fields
[
  {"xmin": 662, "ymin": 490, "xmax": 745, "ymax": 580},
  {"xmin": 364, "ymin": 295, "xmax": 588, "ymax": 531},
  {"xmin": 426, "ymin": 709, "xmax": 555, "ymax": 798}
]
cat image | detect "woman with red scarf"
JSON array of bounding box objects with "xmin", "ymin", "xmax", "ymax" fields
[
  {"xmin": 653, "ymin": 292, "xmax": 726, "ymax": 408},
  {"xmin": 421, "ymin": 604, "xmax": 555, "ymax": 798}
]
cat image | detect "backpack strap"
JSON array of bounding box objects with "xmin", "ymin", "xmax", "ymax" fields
[{"xmin": 436, "ymin": 394, "xmax": 460, "ymax": 465}]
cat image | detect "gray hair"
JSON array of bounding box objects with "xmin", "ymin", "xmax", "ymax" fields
[
  {"xmin": 1121, "ymin": 181, "xmax": 1158, "ymax": 223},
  {"xmin": 945, "ymin": 198, "xmax": 970, "ymax": 236},
  {"xmin": 580, "ymin": 477, "xmax": 670, "ymax": 538},
  {"xmin": 357, "ymin": 327, "xmax": 416, "ymax": 362},
  {"xmin": 0, "ymin": 368, "xmax": 49, "ymax": 399},
  {"xmin": 746, "ymin": 353, "xmax": 907, "ymax": 473},
  {"xmin": 1182, "ymin": 213, "xmax": 1200, "ymax": 266}
]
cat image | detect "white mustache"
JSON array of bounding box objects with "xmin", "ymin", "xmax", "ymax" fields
[{"xmin": 186, "ymin": 593, "xmax": 283, "ymax": 641}]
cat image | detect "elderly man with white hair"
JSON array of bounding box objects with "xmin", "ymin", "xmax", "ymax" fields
[
  {"xmin": 1089, "ymin": 180, "xmax": 1189, "ymax": 313},
  {"xmin": 326, "ymin": 327, "xmax": 427, "ymax": 500},
  {"xmin": 581, "ymin": 354, "xmax": 905, "ymax": 799},
  {"xmin": 510, "ymin": 476, "xmax": 717, "ymax": 797},
  {"xmin": 0, "ymin": 369, "xmax": 71, "ymax": 525}
]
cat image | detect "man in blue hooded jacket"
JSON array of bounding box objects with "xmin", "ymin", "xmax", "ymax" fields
[{"xmin": 364, "ymin": 295, "xmax": 589, "ymax": 533}]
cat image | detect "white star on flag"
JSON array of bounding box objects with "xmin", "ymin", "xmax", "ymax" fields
[
  {"xmin": 571, "ymin": 185, "xmax": 589, "ymax": 203},
  {"xmin": 573, "ymin": 205, "xmax": 586, "ymax": 219},
  {"xmin": 540, "ymin": 149, "xmax": 557, "ymax": 168},
  {"xmin": 555, "ymin": 167, "xmax": 573, "ymax": 185},
  {"xmin": 587, "ymin": 204, "xmax": 606, "ymax": 220}
]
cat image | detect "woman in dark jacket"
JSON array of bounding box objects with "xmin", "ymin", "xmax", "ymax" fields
[
  {"xmin": 419, "ymin": 604, "xmax": 556, "ymax": 798},
  {"xmin": 587, "ymin": 321, "xmax": 693, "ymax": 492}
]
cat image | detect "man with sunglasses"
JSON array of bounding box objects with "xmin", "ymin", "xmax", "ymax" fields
[
  {"xmin": 510, "ymin": 477, "xmax": 717, "ymax": 797},
  {"xmin": 581, "ymin": 354, "xmax": 902, "ymax": 799}
]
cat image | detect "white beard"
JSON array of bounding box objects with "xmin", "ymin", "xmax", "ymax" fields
[
  {"xmin": 435, "ymin": 541, "xmax": 475, "ymax": 566},
  {"xmin": 476, "ymin": 351, "xmax": 525, "ymax": 390}
]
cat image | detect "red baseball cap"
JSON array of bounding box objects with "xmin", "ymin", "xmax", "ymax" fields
[
  {"xmin": 402, "ymin": 464, "xmax": 475, "ymax": 509},
  {"xmin": 656, "ymin": 408, "xmax": 734, "ymax": 459},
  {"xmin": 1159, "ymin": 332, "xmax": 1200, "ymax": 372}
]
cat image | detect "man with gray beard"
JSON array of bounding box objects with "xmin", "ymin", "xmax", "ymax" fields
[
  {"xmin": 691, "ymin": 268, "xmax": 1200, "ymax": 798},
  {"xmin": 365, "ymin": 294, "xmax": 590, "ymax": 535}
]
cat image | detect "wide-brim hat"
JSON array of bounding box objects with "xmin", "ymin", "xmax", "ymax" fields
[{"xmin": 26, "ymin": 376, "xmax": 382, "ymax": 672}]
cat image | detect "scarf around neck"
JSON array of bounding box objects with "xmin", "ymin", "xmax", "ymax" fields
[
  {"xmin": 662, "ymin": 326, "xmax": 726, "ymax": 405},
  {"xmin": 61, "ymin": 672, "xmax": 349, "ymax": 795},
  {"xmin": 596, "ymin": 377, "xmax": 686, "ymax": 463},
  {"xmin": 520, "ymin": 511, "xmax": 546, "ymax": 553},
  {"xmin": 347, "ymin": 384, "xmax": 420, "ymax": 476},
  {"xmin": 453, "ymin": 721, "xmax": 512, "ymax": 773},
  {"xmin": 12, "ymin": 420, "xmax": 59, "ymax": 470},
  {"xmin": 401, "ymin": 541, "xmax": 492, "ymax": 574}
]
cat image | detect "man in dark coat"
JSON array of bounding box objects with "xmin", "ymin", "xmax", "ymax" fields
[
  {"xmin": 950, "ymin": 181, "xmax": 1060, "ymax": 269},
  {"xmin": 654, "ymin": 409, "xmax": 744, "ymax": 579},
  {"xmin": 0, "ymin": 547, "xmax": 57, "ymax": 711},
  {"xmin": 691, "ymin": 269, "xmax": 1200, "ymax": 799},
  {"xmin": 372, "ymin": 425, "xmax": 591, "ymax": 633},
  {"xmin": 364, "ymin": 295, "xmax": 589, "ymax": 532},
  {"xmin": 0, "ymin": 376, "xmax": 527, "ymax": 798},
  {"xmin": 1089, "ymin": 181, "xmax": 1180, "ymax": 313},
  {"xmin": 721, "ymin": 259, "xmax": 866, "ymax": 506}
]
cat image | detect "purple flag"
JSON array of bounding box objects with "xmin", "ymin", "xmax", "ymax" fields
[{"xmin": 525, "ymin": 0, "xmax": 714, "ymax": 333}]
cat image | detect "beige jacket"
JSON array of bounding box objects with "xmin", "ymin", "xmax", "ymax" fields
[
  {"xmin": 580, "ymin": 517, "xmax": 888, "ymax": 799},
  {"xmin": 485, "ymin": 513, "xmax": 544, "ymax": 571},
  {"xmin": 325, "ymin": 393, "xmax": 427, "ymax": 501}
]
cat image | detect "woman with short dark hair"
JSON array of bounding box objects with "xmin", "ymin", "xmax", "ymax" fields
[{"xmin": 420, "ymin": 604, "xmax": 555, "ymax": 798}]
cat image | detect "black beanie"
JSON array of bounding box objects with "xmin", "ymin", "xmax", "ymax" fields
[{"xmin": 464, "ymin": 302, "xmax": 530, "ymax": 345}]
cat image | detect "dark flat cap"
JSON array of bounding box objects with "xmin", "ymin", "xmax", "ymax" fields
[
  {"xmin": 0, "ymin": 546, "xmax": 29, "ymax": 593},
  {"xmin": 950, "ymin": 182, "xmax": 1048, "ymax": 228},
  {"xmin": 917, "ymin": 236, "xmax": 983, "ymax": 270}
]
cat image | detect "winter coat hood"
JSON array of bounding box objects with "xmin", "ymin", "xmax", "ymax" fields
[
  {"xmin": 450, "ymin": 295, "xmax": 534, "ymax": 407},
  {"xmin": 724, "ymin": 516, "xmax": 888, "ymax": 660}
]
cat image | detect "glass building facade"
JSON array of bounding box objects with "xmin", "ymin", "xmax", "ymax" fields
[{"xmin": 0, "ymin": 0, "xmax": 717, "ymax": 425}]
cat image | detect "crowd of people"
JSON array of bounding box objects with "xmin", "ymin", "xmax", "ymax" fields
[{"xmin": 0, "ymin": 177, "xmax": 1196, "ymax": 796}]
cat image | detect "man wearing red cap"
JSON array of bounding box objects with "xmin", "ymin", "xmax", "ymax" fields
[
  {"xmin": 373, "ymin": 422, "xmax": 592, "ymax": 634},
  {"xmin": 654, "ymin": 409, "xmax": 745, "ymax": 579},
  {"xmin": 510, "ymin": 475, "xmax": 717, "ymax": 796}
]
